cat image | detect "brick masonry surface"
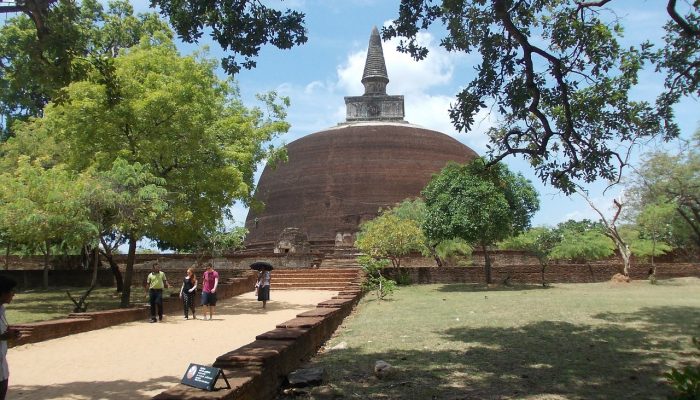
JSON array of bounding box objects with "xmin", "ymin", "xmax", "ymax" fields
[{"xmin": 383, "ymin": 262, "xmax": 700, "ymax": 284}]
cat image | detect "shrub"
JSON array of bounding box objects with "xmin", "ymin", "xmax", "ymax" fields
[
  {"xmin": 395, "ymin": 270, "xmax": 413, "ymax": 286},
  {"xmin": 357, "ymin": 255, "xmax": 397, "ymax": 300},
  {"xmin": 665, "ymin": 337, "xmax": 700, "ymax": 399}
]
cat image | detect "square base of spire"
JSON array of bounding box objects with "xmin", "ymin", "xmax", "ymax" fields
[{"xmin": 344, "ymin": 95, "xmax": 405, "ymax": 122}]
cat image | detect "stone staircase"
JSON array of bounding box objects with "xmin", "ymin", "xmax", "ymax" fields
[{"xmin": 272, "ymin": 267, "xmax": 362, "ymax": 290}]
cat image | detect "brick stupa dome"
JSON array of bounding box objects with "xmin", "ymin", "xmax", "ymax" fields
[{"xmin": 243, "ymin": 27, "xmax": 478, "ymax": 253}]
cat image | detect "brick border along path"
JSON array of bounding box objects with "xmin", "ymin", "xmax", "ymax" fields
[{"xmin": 8, "ymin": 290, "xmax": 337, "ymax": 400}]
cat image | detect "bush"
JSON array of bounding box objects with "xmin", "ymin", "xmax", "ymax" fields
[
  {"xmin": 357, "ymin": 256, "xmax": 397, "ymax": 300},
  {"xmin": 395, "ymin": 270, "xmax": 413, "ymax": 286},
  {"xmin": 665, "ymin": 337, "xmax": 700, "ymax": 399}
]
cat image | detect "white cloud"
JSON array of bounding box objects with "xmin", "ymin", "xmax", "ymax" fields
[
  {"xmin": 336, "ymin": 30, "xmax": 459, "ymax": 98},
  {"xmin": 332, "ymin": 29, "xmax": 493, "ymax": 152}
]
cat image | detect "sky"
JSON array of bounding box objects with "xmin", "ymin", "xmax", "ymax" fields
[
  {"xmin": 204, "ymin": 0, "xmax": 697, "ymax": 230},
  {"xmin": 21, "ymin": 0, "xmax": 696, "ymax": 249}
]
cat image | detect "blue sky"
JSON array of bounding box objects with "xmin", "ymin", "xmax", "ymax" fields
[
  {"xmin": 18, "ymin": 0, "xmax": 695, "ymax": 249},
  {"xmin": 209, "ymin": 0, "xmax": 697, "ymax": 230}
]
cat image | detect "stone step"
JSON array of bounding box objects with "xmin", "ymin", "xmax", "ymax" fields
[
  {"xmin": 273, "ymin": 271, "xmax": 359, "ymax": 275},
  {"xmin": 273, "ymin": 284, "xmax": 349, "ymax": 290},
  {"xmin": 270, "ymin": 281, "xmax": 353, "ymax": 289},
  {"xmin": 274, "ymin": 287, "xmax": 348, "ymax": 291},
  {"xmin": 273, "ymin": 270, "xmax": 360, "ymax": 276}
]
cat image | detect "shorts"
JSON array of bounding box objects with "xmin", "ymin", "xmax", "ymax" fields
[{"xmin": 201, "ymin": 291, "xmax": 217, "ymax": 306}]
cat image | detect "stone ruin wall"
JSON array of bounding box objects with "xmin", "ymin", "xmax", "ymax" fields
[{"xmin": 2, "ymin": 249, "xmax": 698, "ymax": 289}]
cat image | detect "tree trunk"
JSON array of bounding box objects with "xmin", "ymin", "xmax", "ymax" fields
[
  {"xmin": 650, "ymin": 233, "xmax": 657, "ymax": 282},
  {"xmin": 43, "ymin": 240, "xmax": 50, "ymax": 289},
  {"xmin": 80, "ymin": 245, "xmax": 89, "ymax": 270},
  {"xmin": 90, "ymin": 246, "xmax": 99, "ymax": 287},
  {"xmin": 100, "ymin": 239, "xmax": 123, "ymax": 292},
  {"xmin": 618, "ymin": 242, "xmax": 631, "ymax": 276},
  {"xmin": 540, "ymin": 262, "xmax": 547, "ymax": 287},
  {"xmin": 4, "ymin": 241, "xmax": 9, "ymax": 270},
  {"xmin": 119, "ymin": 236, "xmax": 137, "ymax": 308},
  {"xmin": 482, "ymin": 244, "xmax": 492, "ymax": 285},
  {"xmin": 677, "ymin": 208, "xmax": 700, "ymax": 248},
  {"xmin": 430, "ymin": 244, "xmax": 443, "ymax": 267}
]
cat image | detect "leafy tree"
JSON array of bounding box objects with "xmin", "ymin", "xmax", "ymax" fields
[
  {"xmin": 181, "ymin": 225, "xmax": 248, "ymax": 262},
  {"xmin": 373, "ymin": 198, "xmax": 472, "ymax": 267},
  {"xmin": 385, "ymin": 1, "xmax": 699, "ymax": 193},
  {"xmin": 0, "ymin": 0, "xmax": 172, "ymax": 136},
  {"xmin": 627, "ymin": 131, "xmax": 700, "ymax": 253},
  {"xmin": 627, "ymin": 201, "xmax": 676, "ymax": 281},
  {"xmin": 0, "ymin": 0, "xmax": 307, "ymax": 76},
  {"xmin": 2, "ymin": 37, "xmax": 289, "ymax": 306},
  {"xmin": 550, "ymin": 226, "xmax": 615, "ymax": 278},
  {"xmin": 93, "ymin": 159, "xmax": 168, "ymax": 307},
  {"xmin": 355, "ymin": 212, "xmax": 425, "ymax": 268},
  {"xmin": 500, "ymin": 226, "xmax": 559, "ymax": 287},
  {"xmin": 579, "ymin": 191, "xmax": 633, "ymax": 276},
  {"xmin": 422, "ymin": 159, "xmax": 539, "ymax": 284},
  {"xmin": 0, "ymin": 156, "xmax": 97, "ymax": 288}
]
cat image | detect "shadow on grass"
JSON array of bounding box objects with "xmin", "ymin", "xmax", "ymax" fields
[
  {"xmin": 593, "ymin": 305, "xmax": 700, "ymax": 341},
  {"xmin": 13, "ymin": 375, "xmax": 178, "ymax": 400},
  {"xmin": 436, "ymin": 283, "xmax": 551, "ymax": 293},
  {"xmin": 9, "ymin": 287, "xmax": 158, "ymax": 323},
  {"xmin": 310, "ymin": 306, "xmax": 698, "ymax": 399}
]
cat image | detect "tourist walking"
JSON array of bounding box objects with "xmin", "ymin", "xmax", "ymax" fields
[
  {"xmin": 145, "ymin": 262, "xmax": 169, "ymax": 323},
  {"xmin": 201, "ymin": 264, "xmax": 219, "ymax": 320},
  {"xmin": 0, "ymin": 276, "xmax": 21, "ymax": 400},
  {"xmin": 179, "ymin": 267, "xmax": 197, "ymax": 319},
  {"xmin": 257, "ymin": 269, "xmax": 271, "ymax": 309}
]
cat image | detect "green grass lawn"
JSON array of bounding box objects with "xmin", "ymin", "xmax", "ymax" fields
[
  {"xmin": 5, "ymin": 286, "xmax": 178, "ymax": 324},
  {"xmin": 303, "ymin": 278, "xmax": 700, "ymax": 399}
]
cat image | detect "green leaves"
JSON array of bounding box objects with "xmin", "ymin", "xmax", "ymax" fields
[
  {"xmin": 665, "ymin": 337, "xmax": 700, "ymax": 399},
  {"xmin": 149, "ymin": 0, "xmax": 307, "ymax": 74},
  {"xmin": 1, "ymin": 33, "xmax": 289, "ymax": 252},
  {"xmin": 626, "ymin": 131, "xmax": 700, "ymax": 253},
  {"xmin": 0, "ymin": 0, "xmax": 172, "ymax": 135},
  {"xmin": 549, "ymin": 228, "xmax": 614, "ymax": 263},
  {"xmin": 421, "ymin": 159, "xmax": 539, "ymax": 248},
  {"xmin": 0, "ymin": 156, "xmax": 96, "ymax": 252},
  {"xmin": 385, "ymin": 1, "xmax": 697, "ymax": 193},
  {"xmin": 355, "ymin": 207, "xmax": 426, "ymax": 268}
]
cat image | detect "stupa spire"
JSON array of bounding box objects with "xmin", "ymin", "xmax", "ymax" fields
[
  {"xmin": 343, "ymin": 26, "xmax": 405, "ymax": 123},
  {"xmin": 361, "ymin": 26, "xmax": 389, "ymax": 95}
]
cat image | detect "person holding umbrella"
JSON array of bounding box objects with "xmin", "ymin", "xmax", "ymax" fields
[{"xmin": 251, "ymin": 262, "xmax": 273, "ymax": 309}]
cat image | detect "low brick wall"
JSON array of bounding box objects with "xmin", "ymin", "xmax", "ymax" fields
[
  {"xmin": 10, "ymin": 273, "xmax": 258, "ymax": 347},
  {"xmin": 152, "ymin": 275, "xmax": 364, "ymax": 399},
  {"xmin": 383, "ymin": 262, "xmax": 700, "ymax": 285}
]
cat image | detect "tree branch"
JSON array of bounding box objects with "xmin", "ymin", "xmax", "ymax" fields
[{"xmin": 667, "ymin": 0, "xmax": 700, "ymax": 38}]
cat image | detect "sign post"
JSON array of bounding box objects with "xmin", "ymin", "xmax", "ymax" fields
[{"xmin": 181, "ymin": 363, "xmax": 231, "ymax": 391}]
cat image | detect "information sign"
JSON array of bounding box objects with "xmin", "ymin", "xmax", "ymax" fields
[{"xmin": 181, "ymin": 363, "xmax": 230, "ymax": 391}]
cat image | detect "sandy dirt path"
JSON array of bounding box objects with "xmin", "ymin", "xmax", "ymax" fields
[{"xmin": 7, "ymin": 290, "xmax": 337, "ymax": 400}]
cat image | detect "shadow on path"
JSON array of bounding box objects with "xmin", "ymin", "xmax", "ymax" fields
[{"xmin": 13, "ymin": 375, "xmax": 179, "ymax": 400}]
